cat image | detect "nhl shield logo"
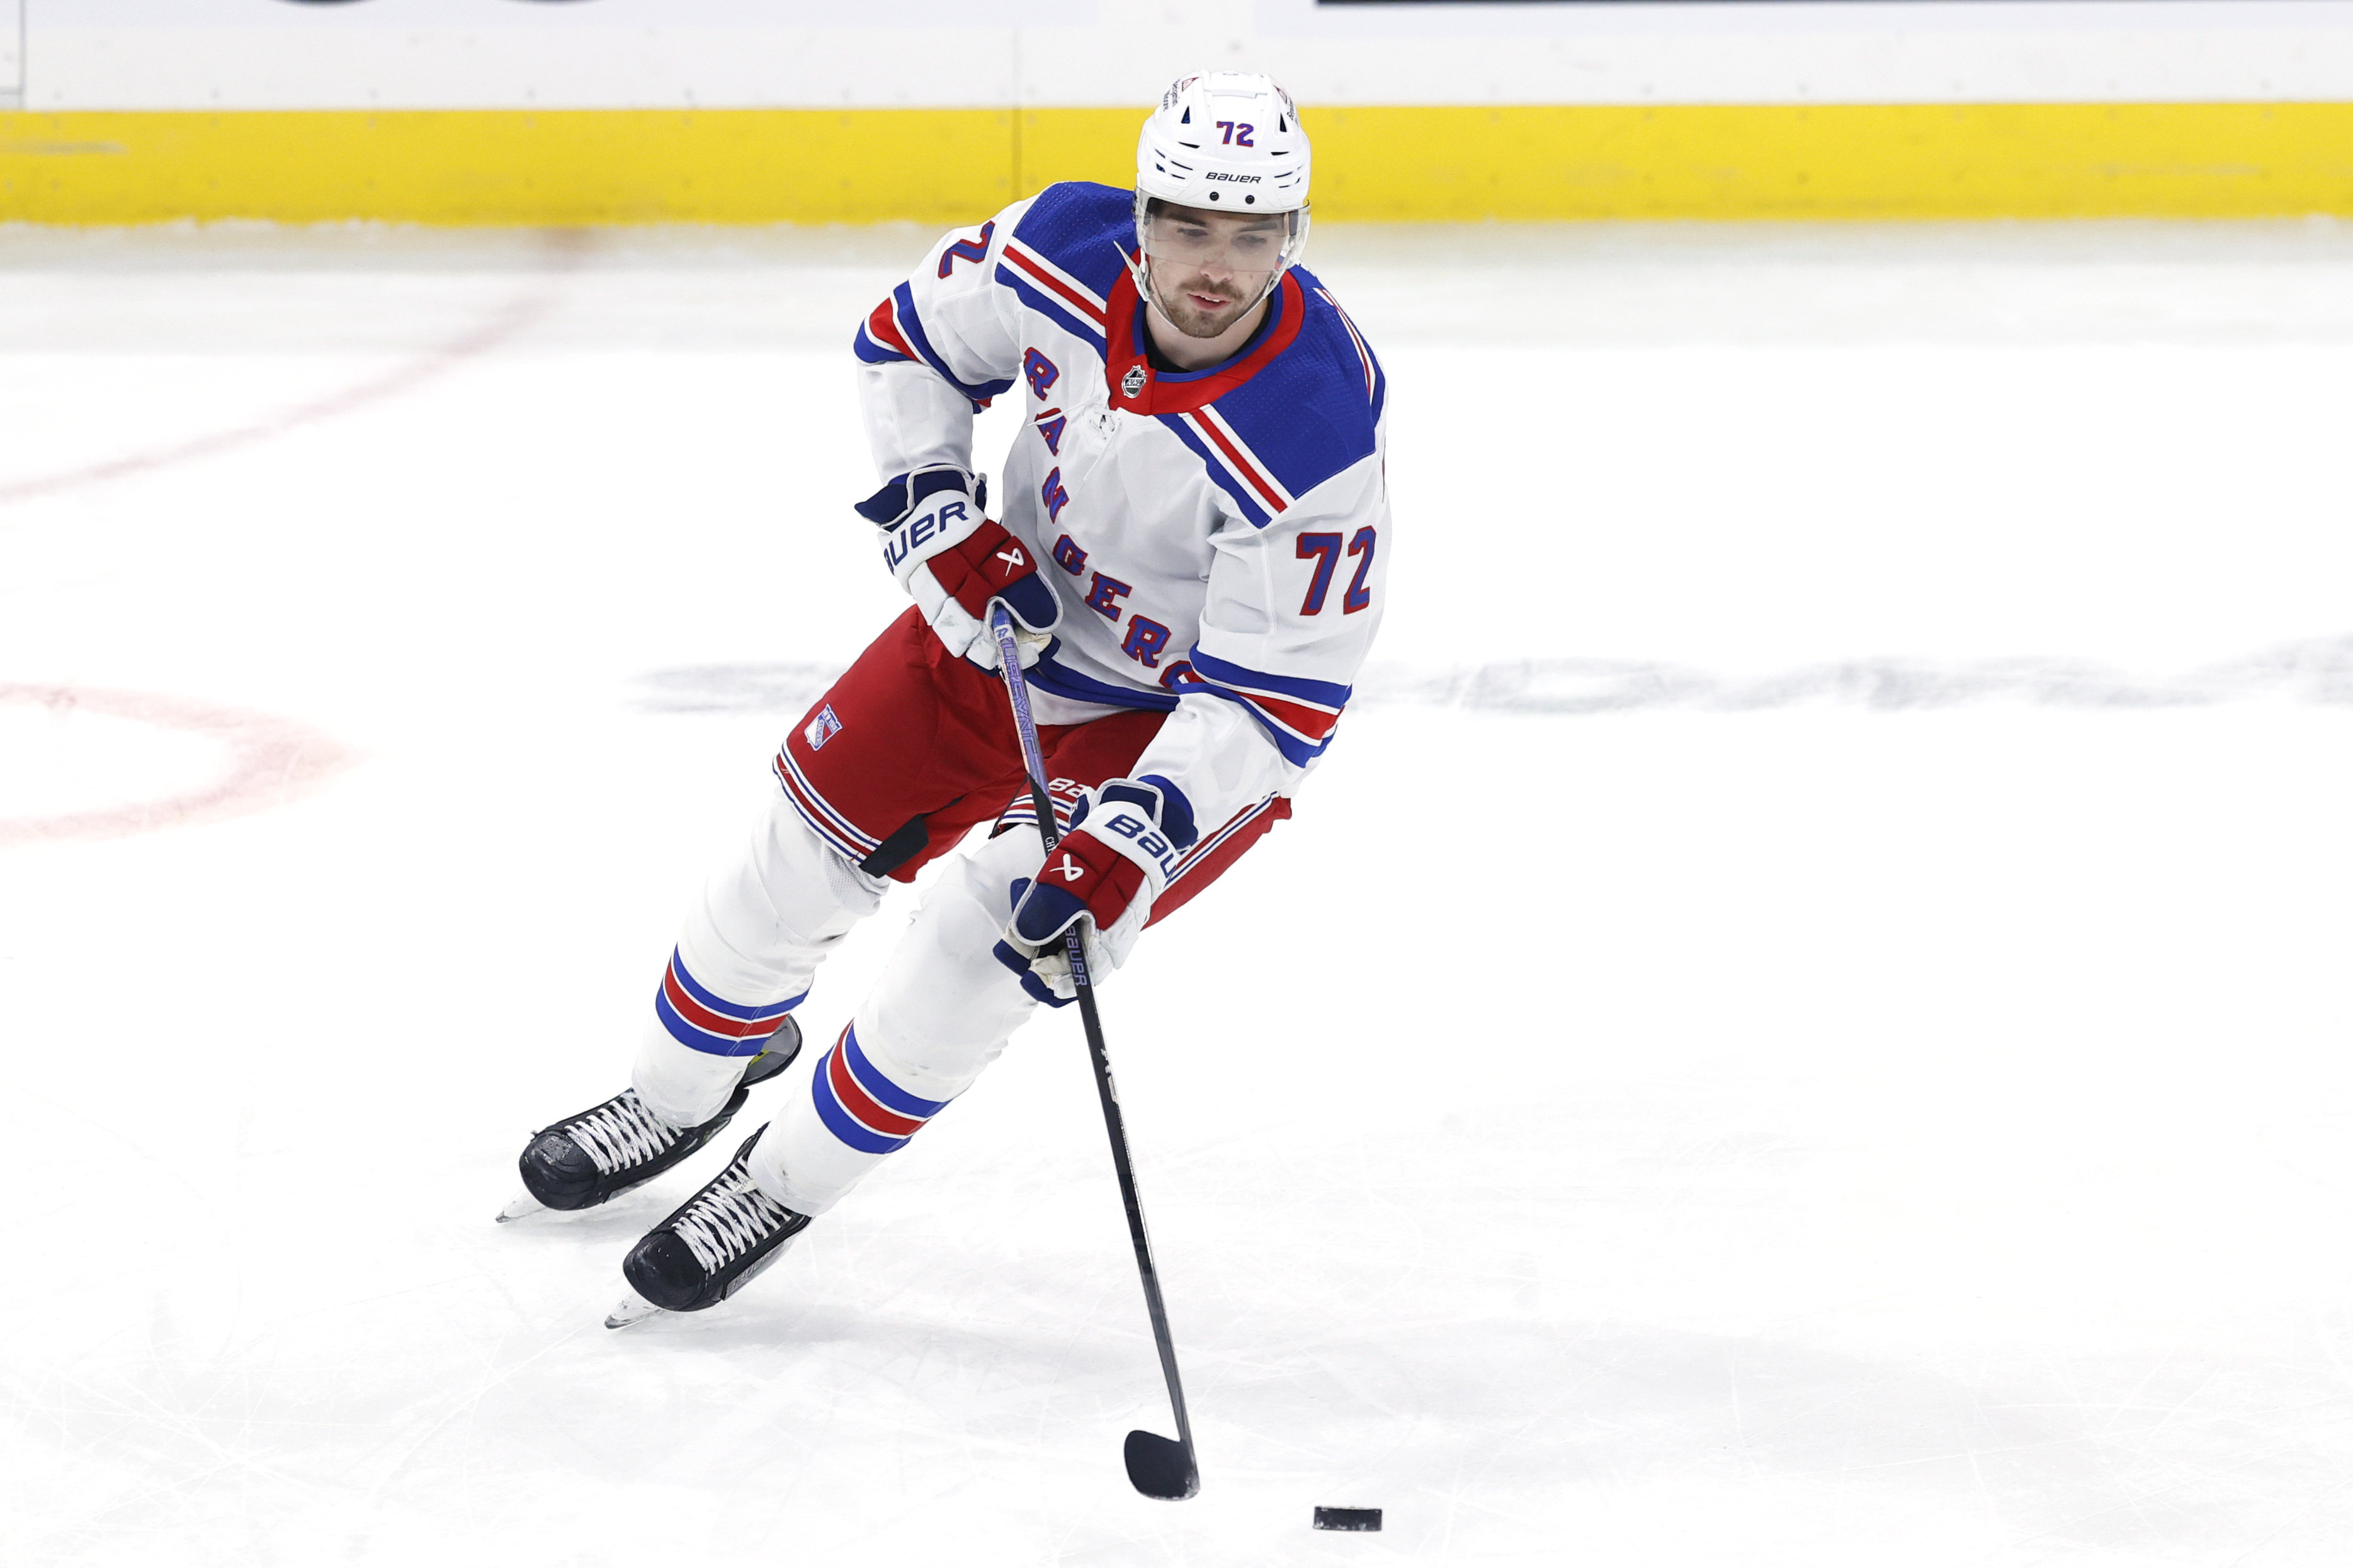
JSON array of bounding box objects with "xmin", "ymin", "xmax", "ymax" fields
[
  {"xmin": 803, "ymin": 704, "xmax": 843, "ymax": 752},
  {"xmin": 1121, "ymin": 364, "xmax": 1147, "ymax": 398}
]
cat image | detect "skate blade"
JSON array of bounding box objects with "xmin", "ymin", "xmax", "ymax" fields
[
  {"xmin": 495, "ymin": 1192, "xmax": 545, "ymax": 1224},
  {"xmin": 604, "ymin": 1287, "xmax": 666, "ymax": 1329}
]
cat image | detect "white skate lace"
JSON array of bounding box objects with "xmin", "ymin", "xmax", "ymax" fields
[
  {"xmin": 673, "ymin": 1161, "xmax": 794, "ymax": 1275},
  {"xmin": 565, "ymin": 1091, "xmax": 681, "ymax": 1175}
]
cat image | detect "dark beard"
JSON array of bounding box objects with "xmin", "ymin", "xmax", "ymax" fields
[{"xmin": 1146, "ymin": 268, "xmax": 1255, "ymax": 339}]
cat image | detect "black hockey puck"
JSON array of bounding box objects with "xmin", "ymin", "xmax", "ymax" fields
[{"xmin": 1313, "ymin": 1506, "xmax": 1382, "ymax": 1532}]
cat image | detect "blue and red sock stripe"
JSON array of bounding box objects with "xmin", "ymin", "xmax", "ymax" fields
[
  {"xmin": 654, "ymin": 949, "xmax": 803, "ymax": 1058},
  {"xmin": 810, "ymin": 1024, "xmax": 951, "ymax": 1154}
]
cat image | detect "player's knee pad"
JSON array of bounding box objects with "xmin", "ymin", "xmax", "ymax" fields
[
  {"xmin": 740, "ymin": 835, "xmax": 1059, "ymax": 1215},
  {"xmin": 853, "ymin": 828, "xmax": 1047, "ymax": 1095},
  {"xmin": 635, "ymin": 801, "xmax": 887, "ymax": 1131},
  {"xmin": 685, "ymin": 793, "xmax": 890, "ymax": 990}
]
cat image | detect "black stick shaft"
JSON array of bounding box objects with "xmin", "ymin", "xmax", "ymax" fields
[{"xmin": 990, "ymin": 609, "xmax": 1198, "ymax": 1472}]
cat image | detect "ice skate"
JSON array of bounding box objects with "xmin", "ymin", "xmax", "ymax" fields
[
  {"xmin": 498, "ymin": 1019, "xmax": 801, "ymax": 1222},
  {"xmin": 608, "ymin": 1128, "xmax": 812, "ymax": 1324}
]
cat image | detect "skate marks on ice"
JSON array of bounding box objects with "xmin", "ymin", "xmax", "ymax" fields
[
  {"xmin": 1364, "ymin": 633, "xmax": 2353, "ymax": 717},
  {"xmin": 1263, "ymin": 1316, "xmax": 2353, "ymax": 1560},
  {"xmin": 630, "ymin": 633, "xmax": 2353, "ymax": 723},
  {"xmin": 0, "ymin": 684, "xmax": 350, "ymax": 847},
  {"xmin": 0, "ymin": 230, "xmax": 590, "ymax": 512},
  {"xmin": 631, "ymin": 661, "xmax": 841, "ymax": 716}
]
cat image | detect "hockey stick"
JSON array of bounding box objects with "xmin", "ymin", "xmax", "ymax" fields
[{"xmin": 988, "ymin": 604, "xmax": 1201, "ymax": 1502}]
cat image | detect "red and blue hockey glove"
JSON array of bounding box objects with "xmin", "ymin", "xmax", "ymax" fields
[
  {"xmin": 857, "ymin": 466, "xmax": 1061, "ymax": 670},
  {"xmin": 999, "ymin": 777, "xmax": 1198, "ymax": 1003}
]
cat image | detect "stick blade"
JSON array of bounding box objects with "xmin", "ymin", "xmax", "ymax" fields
[{"xmin": 1124, "ymin": 1430, "xmax": 1199, "ymax": 1499}]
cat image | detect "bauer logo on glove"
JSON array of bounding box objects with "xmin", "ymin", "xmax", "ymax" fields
[
  {"xmin": 997, "ymin": 777, "xmax": 1197, "ymax": 1004},
  {"xmin": 857, "ymin": 465, "xmax": 1061, "ymax": 672},
  {"xmin": 877, "ymin": 496, "xmax": 972, "ymax": 570}
]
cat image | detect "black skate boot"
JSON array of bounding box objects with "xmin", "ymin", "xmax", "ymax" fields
[
  {"xmin": 497, "ymin": 1017, "xmax": 800, "ymax": 1222},
  {"xmin": 607, "ymin": 1128, "xmax": 812, "ymax": 1326}
]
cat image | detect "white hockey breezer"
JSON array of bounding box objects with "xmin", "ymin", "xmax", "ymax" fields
[{"xmin": 1131, "ymin": 72, "xmax": 1312, "ymax": 316}]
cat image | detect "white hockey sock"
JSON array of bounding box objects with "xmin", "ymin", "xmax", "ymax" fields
[
  {"xmin": 749, "ymin": 828, "xmax": 1047, "ymax": 1214},
  {"xmin": 632, "ymin": 792, "xmax": 887, "ymax": 1129}
]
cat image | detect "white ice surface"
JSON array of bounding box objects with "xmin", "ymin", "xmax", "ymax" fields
[{"xmin": 4, "ymin": 220, "xmax": 2353, "ymax": 1566}]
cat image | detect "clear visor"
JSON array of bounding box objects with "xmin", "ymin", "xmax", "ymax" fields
[{"xmin": 1138, "ymin": 205, "xmax": 1303, "ymax": 278}]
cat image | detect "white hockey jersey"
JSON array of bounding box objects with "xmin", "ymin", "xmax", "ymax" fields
[{"xmin": 854, "ymin": 181, "xmax": 1391, "ymax": 835}]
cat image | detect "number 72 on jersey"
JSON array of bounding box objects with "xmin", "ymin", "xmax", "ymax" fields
[{"xmin": 1296, "ymin": 528, "xmax": 1376, "ymax": 615}]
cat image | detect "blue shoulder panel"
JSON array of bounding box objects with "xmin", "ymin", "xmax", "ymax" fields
[
  {"xmin": 1207, "ymin": 266, "xmax": 1386, "ymax": 510},
  {"xmin": 1006, "ymin": 183, "xmax": 1136, "ymax": 305}
]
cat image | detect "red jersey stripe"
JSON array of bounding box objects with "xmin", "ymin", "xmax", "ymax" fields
[
  {"xmin": 864, "ymin": 297, "xmax": 917, "ymax": 359},
  {"xmin": 1318, "ymin": 289, "xmax": 1377, "ymax": 402},
  {"xmin": 1198, "ymin": 405, "xmax": 1293, "ymax": 504},
  {"xmin": 1187, "ymin": 412, "xmax": 1288, "ymax": 514},
  {"xmin": 1242, "ymin": 689, "xmax": 1341, "ymax": 740},
  {"xmin": 1004, "ymin": 245, "xmax": 1109, "ymax": 324}
]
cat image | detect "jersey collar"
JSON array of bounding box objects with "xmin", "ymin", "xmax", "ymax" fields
[{"xmin": 1104, "ymin": 264, "xmax": 1306, "ymax": 417}]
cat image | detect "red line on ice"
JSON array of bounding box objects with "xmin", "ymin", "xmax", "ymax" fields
[
  {"xmin": 0, "ymin": 230, "xmax": 590, "ymax": 510},
  {"xmin": 0, "ymin": 685, "xmax": 353, "ymax": 847}
]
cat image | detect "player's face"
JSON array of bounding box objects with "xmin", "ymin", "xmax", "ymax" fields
[{"xmin": 1140, "ymin": 205, "xmax": 1291, "ymax": 339}]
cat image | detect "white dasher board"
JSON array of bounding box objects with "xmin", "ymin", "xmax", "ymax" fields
[{"xmin": 1, "ymin": 1, "xmax": 20, "ymax": 101}]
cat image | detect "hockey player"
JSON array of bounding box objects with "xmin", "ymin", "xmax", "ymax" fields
[{"xmin": 505, "ymin": 72, "xmax": 1392, "ymax": 1323}]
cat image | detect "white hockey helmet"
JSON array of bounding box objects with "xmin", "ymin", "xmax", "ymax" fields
[{"xmin": 1131, "ymin": 73, "xmax": 1311, "ymax": 308}]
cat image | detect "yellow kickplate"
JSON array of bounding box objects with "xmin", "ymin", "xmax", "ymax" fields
[{"xmin": 5, "ymin": 101, "xmax": 2350, "ymax": 225}]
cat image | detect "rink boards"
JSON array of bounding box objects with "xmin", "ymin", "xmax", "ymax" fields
[
  {"xmin": 3, "ymin": 0, "xmax": 2353, "ymax": 220},
  {"xmin": 4, "ymin": 102, "xmax": 2353, "ymax": 225}
]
